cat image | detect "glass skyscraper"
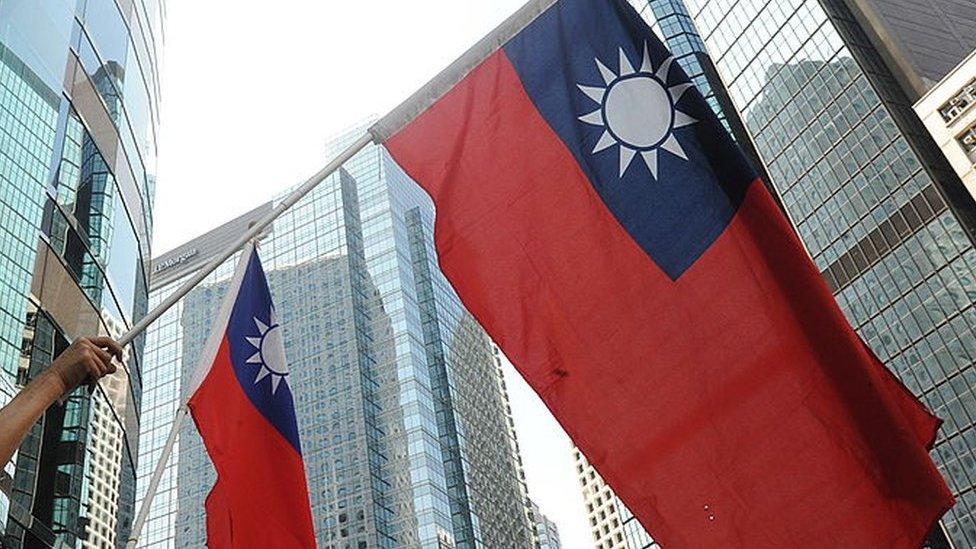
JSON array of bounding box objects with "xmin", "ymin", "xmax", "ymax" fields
[
  {"xmin": 526, "ymin": 499, "xmax": 561, "ymax": 549},
  {"xmin": 135, "ymin": 125, "xmax": 542, "ymax": 548},
  {"xmin": 0, "ymin": 0, "xmax": 164, "ymax": 547},
  {"xmin": 684, "ymin": 0, "xmax": 976, "ymax": 545}
]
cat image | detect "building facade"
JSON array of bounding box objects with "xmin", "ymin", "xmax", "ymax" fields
[
  {"xmin": 684, "ymin": 0, "xmax": 976, "ymax": 545},
  {"xmin": 915, "ymin": 51, "xmax": 976, "ymax": 203},
  {"xmin": 0, "ymin": 0, "xmax": 164, "ymax": 547},
  {"xmin": 491, "ymin": 346, "xmax": 550, "ymax": 549},
  {"xmin": 574, "ymin": 449, "xmax": 658, "ymax": 549},
  {"xmin": 527, "ymin": 499, "xmax": 562, "ymax": 549},
  {"xmin": 135, "ymin": 126, "xmax": 540, "ymax": 548}
]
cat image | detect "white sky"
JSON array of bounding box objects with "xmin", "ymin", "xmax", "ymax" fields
[{"xmin": 153, "ymin": 1, "xmax": 591, "ymax": 546}]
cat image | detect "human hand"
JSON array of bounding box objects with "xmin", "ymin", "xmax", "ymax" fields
[{"xmin": 47, "ymin": 337, "xmax": 123, "ymax": 396}]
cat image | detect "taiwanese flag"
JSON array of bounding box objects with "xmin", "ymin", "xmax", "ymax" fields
[
  {"xmin": 370, "ymin": 0, "xmax": 953, "ymax": 546},
  {"xmin": 187, "ymin": 245, "xmax": 316, "ymax": 548}
]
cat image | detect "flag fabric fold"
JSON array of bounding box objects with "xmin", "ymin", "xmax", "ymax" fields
[
  {"xmin": 373, "ymin": 0, "xmax": 954, "ymax": 547},
  {"xmin": 187, "ymin": 245, "xmax": 316, "ymax": 548}
]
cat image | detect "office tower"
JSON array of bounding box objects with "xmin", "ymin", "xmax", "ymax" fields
[
  {"xmin": 135, "ymin": 126, "xmax": 544, "ymax": 548},
  {"xmin": 527, "ymin": 499, "xmax": 562, "ymax": 549},
  {"xmin": 574, "ymin": 449, "xmax": 658, "ymax": 549},
  {"xmin": 491, "ymin": 346, "xmax": 546, "ymax": 549},
  {"xmin": 915, "ymin": 51, "xmax": 976, "ymax": 201},
  {"xmin": 683, "ymin": 0, "xmax": 976, "ymax": 545},
  {"xmin": 0, "ymin": 1, "xmax": 164, "ymax": 547}
]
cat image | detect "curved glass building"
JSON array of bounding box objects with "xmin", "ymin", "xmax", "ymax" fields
[{"xmin": 0, "ymin": 0, "xmax": 164, "ymax": 547}]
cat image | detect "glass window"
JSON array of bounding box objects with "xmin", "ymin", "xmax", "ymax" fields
[{"xmin": 0, "ymin": 0, "xmax": 74, "ymax": 89}]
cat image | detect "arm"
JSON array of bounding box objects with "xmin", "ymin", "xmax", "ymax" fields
[{"xmin": 0, "ymin": 337, "xmax": 122, "ymax": 466}]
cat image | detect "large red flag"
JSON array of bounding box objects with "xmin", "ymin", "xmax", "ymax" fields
[
  {"xmin": 370, "ymin": 0, "xmax": 953, "ymax": 547},
  {"xmin": 187, "ymin": 245, "xmax": 316, "ymax": 547}
]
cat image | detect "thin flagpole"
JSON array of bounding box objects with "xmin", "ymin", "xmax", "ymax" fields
[
  {"xmin": 118, "ymin": 132, "xmax": 373, "ymax": 349},
  {"xmin": 128, "ymin": 242, "xmax": 254, "ymax": 548},
  {"xmin": 126, "ymin": 405, "xmax": 188, "ymax": 548},
  {"xmin": 123, "ymin": 132, "xmax": 373, "ymax": 548}
]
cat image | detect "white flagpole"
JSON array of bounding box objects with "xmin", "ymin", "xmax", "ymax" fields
[
  {"xmin": 118, "ymin": 132, "xmax": 372, "ymax": 349},
  {"xmin": 126, "ymin": 405, "xmax": 188, "ymax": 547},
  {"xmin": 123, "ymin": 132, "xmax": 372, "ymax": 548}
]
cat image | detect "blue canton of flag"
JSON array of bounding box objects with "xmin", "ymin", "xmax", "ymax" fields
[{"xmin": 504, "ymin": 5, "xmax": 755, "ymax": 278}]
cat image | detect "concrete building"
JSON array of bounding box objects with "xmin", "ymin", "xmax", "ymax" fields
[
  {"xmin": 0, "ymin": 1, "xmax": 164, "ymax": 546},
  {"xmin": 574, "ymin": 448, "xmax": 658, "ymax": 549},
  {"xmin": 684, "ymin": 0, "xmax": 976, "ymax": 545},
  {"xmin": 915, "ymin": 50, "xmax": 976, "ymax": 202},
  {"xmin": 491, "ymin": 346, "xmax": 549, "ymax": 549},
  {"xmin": 135, "ymin": 125, "xmax": 545, "ymax": 548}
]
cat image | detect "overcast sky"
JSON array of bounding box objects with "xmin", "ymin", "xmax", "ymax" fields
[{"xmin": 153, "ymin": 1, "xmax": 591, "ymax": 546}]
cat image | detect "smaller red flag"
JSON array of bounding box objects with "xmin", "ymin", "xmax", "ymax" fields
[{"xmin": 187, "ymin": 245, "xmax": 316, "ymax": 548}]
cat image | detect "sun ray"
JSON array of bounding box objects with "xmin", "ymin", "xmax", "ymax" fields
[
  {"xmin": 640, "ymin": 42, "xmax": 653, "ymax": 74},
  {"xmin": 254, "ymin": 367, "xmax": 271, "ymax": 384},
  {"xmin": 619, "ymin": 147, "xmax": 637, "ymax": 177},
  {"xmin": 618, "ymin": 47, "xmax": 635, "ymax": 76},
  {"xmin": 578, "ymin": 110, "xmax": 604, "ymax": 126},
  {"xmin": 246, "ymin": 336, "xmax": 262, "ymax": 349},
  {"xmin": 593, "ymin": 131, "xmax": 617, "ymax": 153},
  {"xmin": 660, "ymin": 134, "xmax": 689, "ymax": 160},
  {"xmin": 246, "ymin": 352, "xmax": 262, "ymax": 364},
  {"xmin": 595, "ymin": 58, "xmax": 617, "ymax": 85},
  {"xmin": 254, "ymin": 318, "xmax": 269, "ymax": 334},
  {"xmin": 578, "ymin": 84, "xmax": 605, "ymax": 104},
  {"xmin": 673, "ymin": 111, "xmax": 697, "ymax": 129},
  {"xmin": 668, "ymin": 83, "xmax": 694, "ymax": 102},
  {"xmin": 271, "ymin": 376, "xmax": 283, "ymax": 394},
  {"xmin": 641, "ymin": 150, "xmax": 659, "ymax": 179},
  {"xmin": 656, "ymin": 56, "xmax": 675, "ymax": 82}
]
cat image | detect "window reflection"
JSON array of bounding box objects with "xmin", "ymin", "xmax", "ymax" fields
[
  {"xmin": 81, "ymin": 0, "xmax": 158, "ymax": 199},
  {"xmin": 0, "ymin": 0, "xmax": 74, "ymax": 89}
]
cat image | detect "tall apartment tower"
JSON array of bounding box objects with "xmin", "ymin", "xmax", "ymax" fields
[
  {"xmin": 491, "ymin": 346, "xmax": 552, "ymax": 549},
  {"xmin": 915, "ymin": 52, "xmax": 976, "ymax": 202},
  {"xmin": 574, "ymin": 449, "xmax": 658, "ymax": 549},
  {"xmin": 684, "ymin": 0, "xmax": 976, "ymax": 545},
  {"xmin": 0, "ymin": 1, "xmax": 164, "ymax": 547},
  {"xmin": 135, "ymin": 126, "xmax": 543, "ymax": 548}
]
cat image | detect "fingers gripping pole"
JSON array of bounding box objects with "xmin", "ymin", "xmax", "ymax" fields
[{"xmin": 124, "ymin": 133, "xmax": 373, "ymax": 548}]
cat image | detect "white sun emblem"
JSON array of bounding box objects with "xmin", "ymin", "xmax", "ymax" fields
[
  {"xmin": 244, "ymin": 311, "xmax": 289, "ymax": 394},
  {"xmin": 577, "ymin": 43, "xmax": 698, "ymax": 179}
]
